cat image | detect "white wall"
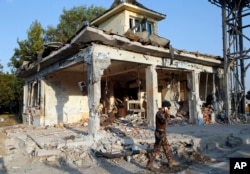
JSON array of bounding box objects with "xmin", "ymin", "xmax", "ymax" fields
[
  {"xmin": 98, "ymin": 11, "xmax": 126, "ymax": 35},
  {"xmin": 44, "ymin": 71, "xmax": 89, "ymax": 125},
  {"xmin": 98, "ymin": 10, "xmax": 159, "ymax": 35}
]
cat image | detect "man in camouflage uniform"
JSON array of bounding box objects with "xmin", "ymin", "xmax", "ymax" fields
[{"xmin": 147, "ymin": 100, "xmax": 179, "ymax": 170}]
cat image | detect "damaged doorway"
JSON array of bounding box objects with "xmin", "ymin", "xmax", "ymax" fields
[
  {"xmin": 100, "ymin": 61, "xmax": 147, "ymax": 123},
  {"xmin": 199, "ymin": 72, "xmax": 222, "ymax": 124},
  {"xmin": 157, "ymin": 68, "xmax": 190, "ymax": 120}
]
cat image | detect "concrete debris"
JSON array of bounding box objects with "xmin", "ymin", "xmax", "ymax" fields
[
  {"xmin": 46, "ymin": 155, "xmax": 56, "ymax": 162},
  {"xmin": 36, "ymin": 149, "xmax": 60, "ymax": 157},
  {"xmin": 123, "ymin": 29, "xmax": 170, "ymax": 48},
  {"xmin": 1, "ymin": 120, "xmax": 250, "ymax": 173},
  {"xmin": 149, "ymin": 34, "xmax": 170, "ymax": 48},
  {"xmin": 201, "ymin": 106, "xmax": 213, "ymax": 124}
]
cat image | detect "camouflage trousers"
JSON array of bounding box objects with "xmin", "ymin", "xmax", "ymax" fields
[{"xmin": 147, "ymin": 130, "xmax": 173, "ymax": 165}]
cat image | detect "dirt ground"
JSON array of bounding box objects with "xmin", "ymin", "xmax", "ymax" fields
[
  {"xmin": 0, "ymin": 114, "xmax": 250, "ymax": 174},
  {"xmin": 0, "ymin": 114, "xmax": 22, "ymax": 127}
]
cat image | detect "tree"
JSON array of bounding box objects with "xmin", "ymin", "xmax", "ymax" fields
[
  {"xmin": 8, "ymin": 20, "xmax": 44, "ymax": 73},
  {"xmin": 9, "ymin": 5, "xmax": 106, "ymax": 72},
  {"xmin": 0, "ymin": 60, "xmax": 3, "ymax": 73},
  {"xmin": 44, "ymin": 5, "xmax": 106, "ymax": 43},
  {"xmin": 0, "ymin": 73, "xmax": 23, "ymax": 113},
  {"xmin": 4, "ymin": 4, "xmax": 106, "ymax": 113}
]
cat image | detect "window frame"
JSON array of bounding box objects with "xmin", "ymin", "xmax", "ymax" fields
[
  {"xmin": 129, "ymin": 17, "xmax": 154, "ymax": 35},
  {"xmin": 27, "ymin": 79, "xmax": 41, "ymax": 107}
]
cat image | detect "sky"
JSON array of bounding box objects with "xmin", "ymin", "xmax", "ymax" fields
[{"xmin": 0, "ymin": 0, "xmax": 249, "ymax": 91}]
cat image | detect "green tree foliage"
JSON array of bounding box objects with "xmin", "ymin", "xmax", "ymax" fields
[
  {"xmin": 0, "ymin": 73, "xmax": 23, "ymax": 112},
  {"xmin": 9, "ymin": 20, "xmax": 44, "ymax": 72},
  {"xmin": 0, "ymin": 61, "xmax": 3, "ymax": 73},
  {"xmin": 9, "ymin": 5, "xmax": 106, "ymax": 71},
  {"xmin": 4, "ymin": 4, "xmax": 106, "ymax": 113},
  {"xmin": 45, "ymin": 5, "xmax": 106, "ymax": 43}
]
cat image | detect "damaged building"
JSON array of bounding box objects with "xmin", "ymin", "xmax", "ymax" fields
[{"xmin": 18, "ymin": 0, "xmax": 224, "ymax": 136}]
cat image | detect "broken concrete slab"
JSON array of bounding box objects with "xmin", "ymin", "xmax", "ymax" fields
[
  {"xmin": 26, "ymin": 128, "xmax": 82, "ymax": 149},
  {"xmin": 36, "ymin": 149, "xmax": 60, "ymax": 157}
]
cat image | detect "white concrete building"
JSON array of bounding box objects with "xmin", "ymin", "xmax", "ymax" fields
[{"xmin": 18, "ymin": 0, "xmax": 224, "ymax": 136}]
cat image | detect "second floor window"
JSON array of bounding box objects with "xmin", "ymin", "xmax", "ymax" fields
[{"xmin": 129, "ymin": 18, "xmax": 153, "ymax": 35}]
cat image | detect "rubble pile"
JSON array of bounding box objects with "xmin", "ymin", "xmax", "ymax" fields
[
  {"xmin": 1, "ymin": 119, "xmax": 249, "ymax": 173},
  {"xmin": 201, "ymin": 106, "xmax": 213, "ymax": 124}
]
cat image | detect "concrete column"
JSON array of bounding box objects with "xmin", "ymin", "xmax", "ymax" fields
[
  {"xmin": 87, "ymin": 72, "xmax": 101, "ymax": 137},
  {"xmin": 22, "ymin": 82, "xmax": 29, "ymax": 124},
  {"xmin": 88, "ymin": 50, "xmax": 111, "ymax": 137},
  {"xmin": 146, "ymin": 65, "xmax": 158, "ymax": 129},
  {"xmin": 188, "ymin": 71, "xmax": 203, "ymax": 125},
  {"xmin": 23, "ymin": 82, "xmax": 28, "ymax": 113},
  {"xmin": 211, "ymin": 73, "xmax": 216, "ymax": 124}
]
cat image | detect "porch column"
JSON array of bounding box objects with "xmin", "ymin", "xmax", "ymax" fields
[
  {"xmin": 211, "ymin": 73, "xmax": 216, "ymax": 124},
  {"xmin": 146, "ymin": 65, "xmax": 158, "ymax": 129},
  {"xmin": 188, "ymin": 71, "xmax": 203, "ymax": 125},
  {"xmin": 88, "ymin": 51, "xmax": 110, "ymax": 137},
  {"xmin": 23, "ymin": 82, "xmax": 28, "ymax": 115}
]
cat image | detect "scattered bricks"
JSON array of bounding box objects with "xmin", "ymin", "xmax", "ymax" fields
[
  {"xmin": 36, "ymin": 149, "xmax": 60, "ymax": 157},
  {"xmin": 201, "ymin": 106, "xmax": 213, "ymax": 124}
]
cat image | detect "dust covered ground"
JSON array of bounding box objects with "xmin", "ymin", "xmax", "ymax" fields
[{"xmin": 0, "ymin": 114, "xmax": 250, "ymax": 174}]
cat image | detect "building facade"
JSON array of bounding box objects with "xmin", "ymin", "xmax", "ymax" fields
[{"xmin": 18, "ymin": 1, "xmax": 224, "ymax": 136}]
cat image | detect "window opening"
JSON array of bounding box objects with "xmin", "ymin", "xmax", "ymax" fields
[
  {"xmin": 129, "ymin": 17, "xmax": 153, "ymax": 35},
  {"xmin": 28, "ymin": 79, "xmax": 41, "ymax": 107}
]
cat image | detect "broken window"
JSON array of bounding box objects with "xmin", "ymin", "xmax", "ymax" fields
[
  {"xmin": 129, "ymin": 17, "xmax": 153, "ymax": 35},
  {"xmin": 27, "ymin": 79, "xmax": 41, "ymax": 107}
]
